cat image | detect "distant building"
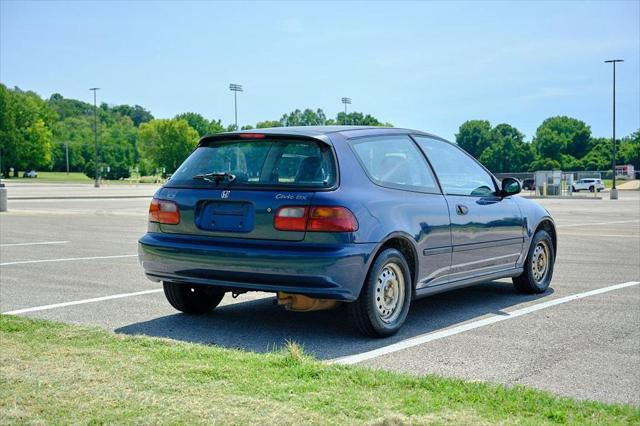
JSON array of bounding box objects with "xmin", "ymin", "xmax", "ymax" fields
[{"xmin": 616, "ymin": 164, "xmax": 635, "ymax": 179}]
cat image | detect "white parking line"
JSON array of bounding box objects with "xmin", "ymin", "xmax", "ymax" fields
[
  {"xmin": 0, "ymin": 241, "xmax": 69, "ymax": 247},
  {"xmin": 329, "ymin": 281, "xmax": 640, "ymax": 365},
  {"xmin": 557, "ymin": 219, "xmax": 640, "ymax": 228},
  {"xmin": 0, "ymin": 254, "xmax": 137, "ymax": 266},
  {"xmin": 559, "ymin": 233, "xmax": 639, "ymax": 239},
  {"xmin": 2, "ymin": 289, "xmax": 163, "ymax": 315}
]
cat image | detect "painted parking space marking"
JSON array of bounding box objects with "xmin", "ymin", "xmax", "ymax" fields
[
  {"xmin": 0, "ymin": 254, "xmax": 137, "ymax": 266},
  {"xmin": 557, "ymin": 219, "xmax": 640, "ymax": 228},
  {"xmin": 559, "ymin": 233, "xmax": 639, "ymax": 239},
  {"xmin": 329, "ymin": 281, "xmax": 640, "ymax": 365},
  {"xmin": 0, "ymin": 241, "xmax": 69, "ymax": 247},
  {"xmin": 2, "ymin": 289, "xmax": 164, "ymax": 315}
]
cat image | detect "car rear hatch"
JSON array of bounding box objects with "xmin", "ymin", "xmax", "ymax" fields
[{"xmin": 156, "ymin": 133, "xmax": 338, "ymax": 242}]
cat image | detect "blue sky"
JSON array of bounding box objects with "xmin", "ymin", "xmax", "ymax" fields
[{"xmin": 1, "ymin": 1, "xmax": 638, "ymax": 141}]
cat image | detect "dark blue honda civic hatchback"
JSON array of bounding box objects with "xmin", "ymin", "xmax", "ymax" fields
[{"xmin": 139, "ymin": 126, "xmax": 556, "ymax": 337}]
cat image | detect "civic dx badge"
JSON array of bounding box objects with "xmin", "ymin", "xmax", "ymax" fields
[{"xmin": 221, "ymin": 190, "xmax": 230, "ymax": 199}]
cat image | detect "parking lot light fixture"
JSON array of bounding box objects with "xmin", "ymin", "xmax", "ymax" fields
[
  {"xmin": 229, "ymin": 84, "xmax": 243, "ymax": 130},
  {"xmin": 89, "ymin": 87, "xmax": 100, "ymax": 188},
  {"xmin": 341, "ymin": 97, "xmax": 351, "ymax": 115},
  {"xmin": 604, "ymin": 59, "xmax": 623, "ymax": 200}
]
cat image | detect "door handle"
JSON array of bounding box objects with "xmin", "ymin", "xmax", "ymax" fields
[{"xmin": 456, "ymin": 204, "xmax": 469, "ymax": 215}]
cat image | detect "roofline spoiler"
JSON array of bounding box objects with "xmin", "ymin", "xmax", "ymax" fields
[{"xmin": 197, "ymin": 132, "xmax": 331, "ymax": 148}]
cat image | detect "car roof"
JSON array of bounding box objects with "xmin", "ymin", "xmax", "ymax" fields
[{"xmin": 199, "ymin": 126, "xmax": 448, "ymax": 146}]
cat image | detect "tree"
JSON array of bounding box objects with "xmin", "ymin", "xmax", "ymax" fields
[
  {"xmin": 532, "ymin": 116, "xmax": 591, "ymax": 168},
  {"xmin": 209, "ymin": 119, "xmax": 225, "ymax": 134},
  {"xmin": 111, "ymin": 104, "xmax": 154, "ymax": 127},
  {"xmin": 48, "ymin": 93, "xmax": 93, "ymax": 120},
  {"xmin": 280, "ymin": 108, "xmax": 327, "ymax": 126},
  {"xmin": 256, "ymin": 120, "xmax": 281, "ymax": 129},
  {"xmin": 478, "ymin": 123, "xmax": 532, "ymax": 173},
  {"xmin": 0, "ymin": 85, "xmax": 56, "ymax": 176},
  {"xmin": 619, "ymin": 129, "xmax": 639, "ymax": 169},
  {"xmin": 19, "ymin": 119, "xmax": 53, "ymax": 170},
  {"xmin": 335, "ymin": 111, "xmax": 390, "ymax": 126},
  {"xmin": 455, "ymin": 120, "xmax": 492, "ymax": 159},
  {"xmin": 50, "ymin": 117, "xmax": 93, "ymax": 172},
  {"xmin": 0, "ymin": 84, "xmax": 18, "ymax": 176},
  {"xmin": 138, "ymin": 119, "xmax": 199, "ymax": 173},
  {"xmin": 174, "ymin": 112, "xmax": 216, "ymax": 137},
  {"xmin": 580, "ymin": 137, "xmax": 611, "ymax": 171}
]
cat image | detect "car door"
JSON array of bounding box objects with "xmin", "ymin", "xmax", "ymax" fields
[
  {"xmin": 413, "ymin": 136, "xmax": 525, "ymax": 283},
  {"xmin": 348, "ymin": 134, "xmax": 452, "ymax": 288}
]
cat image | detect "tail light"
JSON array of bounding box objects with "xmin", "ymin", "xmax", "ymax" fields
[
  {"xmin": 308, "ymin": 206, "xmax": 359, "ymax": 232},
  {"xmin": 273, "ymin": 206, "xmax": 308, "ymax": 231},
  {"xmin": 149, "ymin": 198, "xmax": 180, "ymax": 225},
  {"xmin": 274, "ymin": 206, "xmax": 358, "ymax": 232}
]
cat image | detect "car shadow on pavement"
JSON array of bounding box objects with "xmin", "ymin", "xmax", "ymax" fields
[{"xmin": 115, "ymin": 280, "xmax": 553, "ymax": 360}]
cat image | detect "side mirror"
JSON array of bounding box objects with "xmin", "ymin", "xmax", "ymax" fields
[{"xmin": 501, "ymin": 177, "xmax": 521, "ymax": 197}]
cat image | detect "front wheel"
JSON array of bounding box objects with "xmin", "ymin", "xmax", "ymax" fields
[
  {"xmin": 163, "ymin": 282, "xmax": 225, "ymax": 314},
  {"xmin": 513, "ymin": 230, "xmax": 555, "ymax": 294},
  {"xmin": 589, "ymin": 186, "xmax": 595, "ymax": 192},
  {"xmin": 348, "ymin": 248, "xmax": 412, "ymax": 337},
  {"xmin": 571, "ymin": 186, "xmax": 577, "ymax": 192}
]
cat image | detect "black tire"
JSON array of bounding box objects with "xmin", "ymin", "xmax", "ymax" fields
[
  {"xmin": 348, "ymin": 248, "xmax": 412, "ymax": 337},
  {"xmin": 589, "ymin": 186, "xmax": 595, "ymax": 192},
  {"xmin": 163, "ymin": 282, "xmax": 225, "ymax": 314},
  {"xmin": 571, "ymin": 186, "xmax": 577, "ymax": 193},
  {"xmin": 513, "ymin": 230, "xmax": 555, "ymax": 294}
]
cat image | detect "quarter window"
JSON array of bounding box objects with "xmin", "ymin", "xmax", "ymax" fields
[
  {"xmin": 350, "ymin": 136, "xmax": 438, "ymax": 192},
  {"xmin": 413, "ymin": 136, "xmax": 496, "ymax": 196}
]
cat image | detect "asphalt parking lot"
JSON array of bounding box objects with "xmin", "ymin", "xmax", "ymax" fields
[{"xmin": 1, "ymin": 183, "xmax": 639, "ymax": 405}]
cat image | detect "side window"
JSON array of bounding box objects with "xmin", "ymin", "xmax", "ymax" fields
[
  {"xmin": 413, "ymin": 136, "xmax": 496, "ymax": 197},
  {"xmin": 350, "ymin": 135, "xmax": 438, "ymax": 193}
]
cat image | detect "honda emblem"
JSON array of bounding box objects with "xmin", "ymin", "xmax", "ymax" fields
[{"xmin": 221, "ymin": 190, "xmax": 230, "ymax": 199}]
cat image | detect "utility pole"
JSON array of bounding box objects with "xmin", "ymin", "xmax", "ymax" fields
[
  {"xmin": 604, "ymin": 59, "xmax": 623, "ymax": 200},
  {"xmin": 229, "ymin": 84, "xmax": 243, "ymax": 130},
  {"xmin": 65, "ymin": 141, "xmax": 70, "ymax": 175},
  {"xmin": 89, "ymin": 87, "xmax": 100, "ymax": 187}
]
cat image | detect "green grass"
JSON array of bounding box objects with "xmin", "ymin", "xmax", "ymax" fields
[
  {"xmin": 1, "ymin": 315, "xmax": 638, "ymax": 425},
  {"xmin": 603, "ymin": 179, "xmax": 638, "ymax": 189},
  {"xmin": 4, "ymin": 171, "xmax": 162, "ymax": 185},
  {"xmin": 6, "ymin": 171, "xmax": 93, "ymax": 183}
]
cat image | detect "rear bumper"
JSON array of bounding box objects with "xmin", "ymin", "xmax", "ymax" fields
[{"xmin": 138, "ymin": 233, "xmax": 377, "ymax": 301}]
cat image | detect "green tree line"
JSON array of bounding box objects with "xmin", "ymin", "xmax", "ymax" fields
[
  {"xmin": 1, "ymin": 84, "xmax": 638, "ymax": 179},
  {"xmin": 0, "ymin": 85, "xmax": 393, "ymax": 179},
  {"xmin": 456, "ymin": 118, "xmax": 639, "ymax": 173}
]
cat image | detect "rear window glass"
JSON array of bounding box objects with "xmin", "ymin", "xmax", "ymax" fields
[{"xmin": 169, "ymin": 139, "xmax": 336, "ymax": 188}]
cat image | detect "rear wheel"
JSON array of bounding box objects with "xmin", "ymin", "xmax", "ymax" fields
[
  {"xmin": 513, "ymin": 230, "xmax": 555, "ymax": 294},
  {"xmin": 348, "ymin": 248, "xmax": 412, "ymax": 337},
  {"xmin": 163, "ymin": 282, "xmax": 225, "ymax": 314}
]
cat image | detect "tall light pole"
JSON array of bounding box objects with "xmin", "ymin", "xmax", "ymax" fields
[
  {"xmin": 229, "ymin": 84, "xmax": 243, "ymax": 130},
  {"xmin": 341, "ymin": 97, "xmax": 351, "ymax": 115},
  {"xmin": 89, "ymin": 87, "xmax": 100, "ymax": 188},
  {"xmin": 604, "ymin": 59, "xmax": 623, "ymax": 200}
]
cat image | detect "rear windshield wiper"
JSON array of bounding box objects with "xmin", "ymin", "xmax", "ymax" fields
[{"xmin": 192, "ymin": 172, "xmax": 236, "ymax": 184}]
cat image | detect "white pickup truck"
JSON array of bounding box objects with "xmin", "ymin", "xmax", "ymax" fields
[{"xmin": 572, "ymin": 178, "xmax": 605, "ymax": 192}]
